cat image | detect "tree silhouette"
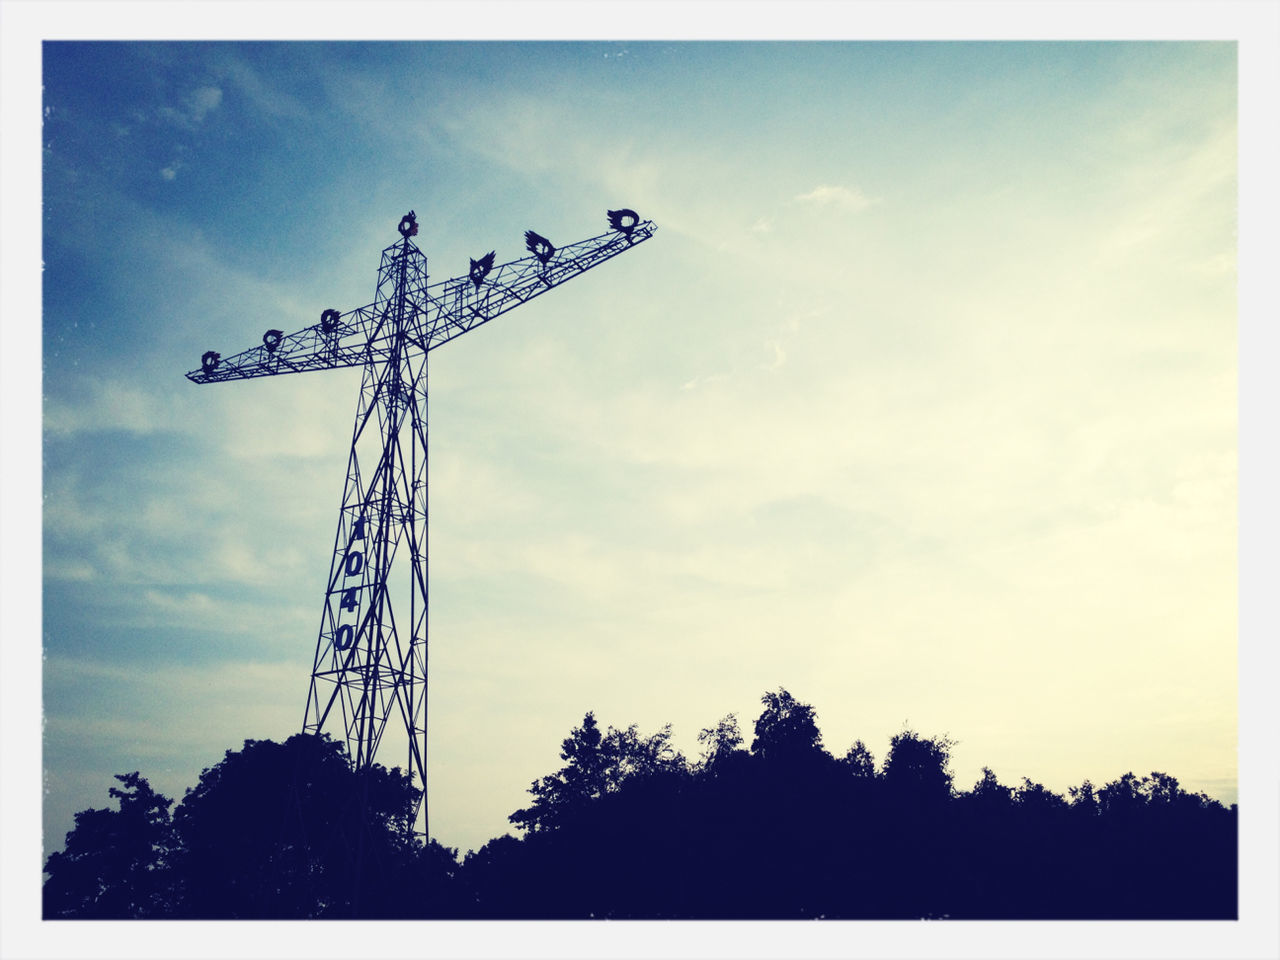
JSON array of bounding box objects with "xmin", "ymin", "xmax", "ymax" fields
[
  {"xmin": 696, "ymin": 713, "xmax": 744, "ymax": 770},
  {"xmin": 44, "ymin": 687, "xmax": 1237, "ymax": 920},
  {"xmin": 509, "ymin": 712, "xmax": 685, "ymax": 835},
  {"xmin": 170, "ymin": 732, "xmax": 431, "ymax": 918},
  {"xmin": 43, "ymin": 772, "xmax": 175, "ymax": 918},
  {"xmin": 508, "ymin": 712, "xmax": 606, "ymax": 835},
  {"xmin": 841, "ymin": 739, "xmax": 876, "ymax": 778},
  {"xmin": 750, "ymin": 687, "xmax": 824, "ymax": 761},
  {"xmin": 602, "ymin": 721, "xmax": 684, "ymax": 788},
  {"xmin": 881, "ymin": 726, "xmax": 955, "ymax": 801}
]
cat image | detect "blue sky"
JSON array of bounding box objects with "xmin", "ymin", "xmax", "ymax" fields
[{"xmin": 5, "ymin": 5, "xmax": 1280, "ymax": 958}]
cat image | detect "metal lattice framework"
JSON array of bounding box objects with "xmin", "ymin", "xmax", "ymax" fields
[{"xmin": 188, "ymin": 209, "xmax": 656, "ymax": 836}]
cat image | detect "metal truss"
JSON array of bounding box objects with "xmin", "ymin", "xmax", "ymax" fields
[
  {"xmin": 186, "ymin": 218, "xmax": 658, "ymax": 384},
  {"xmin": 188, "ymin": 209, "xmax": 656, "ymax": 837}
]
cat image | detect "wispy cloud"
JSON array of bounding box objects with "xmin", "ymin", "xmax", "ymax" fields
[
  {"xmin": 794, "ymin": 184, "xmax": 878, "ymax": 213},
  {"xmin": 42, "ymin": 372, "xmax": 220, "ymax": 439},
  {"xmin": 680, "ymin": 373, "xmax": 729, "ymax": 392},
  {"xmin": 158, "ymin": 85, "xmax": 223, "ymax": 129},
  {"xmin": 216, "ymin": 54, "xmax": 307, "ymax": 121}
]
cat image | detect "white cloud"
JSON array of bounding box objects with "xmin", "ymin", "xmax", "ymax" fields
[
  {"xmin": 188, "ymin": 86, "xmax": 223, "ymax": 122},
  {"xmin": 794, "ymin": 184, "xmax": 878, "ymax": 213},
  {"xmin": 158, "ymin": 85, "xmax": 223, "ymax": 129}
]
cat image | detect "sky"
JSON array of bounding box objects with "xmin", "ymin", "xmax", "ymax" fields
[{"xmin": 5, "ymin": 4, "xmax": 1280, "ymax": 959}]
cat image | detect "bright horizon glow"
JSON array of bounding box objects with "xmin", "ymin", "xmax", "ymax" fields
[{"xmin": 4, "ymin": 5, "xmax": 1279, "ymax": 960}]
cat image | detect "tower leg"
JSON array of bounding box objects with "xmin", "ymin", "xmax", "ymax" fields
[{"xmin": 303, "ymin": 235, "xmax": 431, "ymax": 837}]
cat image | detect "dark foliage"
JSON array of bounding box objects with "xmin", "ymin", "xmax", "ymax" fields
[
  {"xmin": 461, "ymin": 689, "xmax": 1236, "ymax": 920},
  {"xmin": 43, "ymin": 772, "xmax": 175, "ymax": 918},
  {"xmin": 170, "ymin": 733, "xmax": 440, "ymax": 918},
  {"xmin": 45, "ymin": 689, "xmax": 1237, "ymax": 919},
  {"xmin": 45, "ymin": 734, "xmax": 460, "ymax": 919}
]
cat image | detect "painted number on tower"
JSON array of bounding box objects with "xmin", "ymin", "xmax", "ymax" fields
[{"xmin": 333, "ymin": 514, "xmax": 368, "ymax": 651}]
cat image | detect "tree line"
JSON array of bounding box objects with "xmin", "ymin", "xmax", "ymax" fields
[{"xmin": 43, "ymin": 688, "xmax": 1236, "ymax": 919}]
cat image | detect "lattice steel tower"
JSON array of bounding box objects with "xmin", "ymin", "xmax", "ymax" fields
[{"xmin": 187, "ymin": 208, "xmax": 656, "ymax": 836}]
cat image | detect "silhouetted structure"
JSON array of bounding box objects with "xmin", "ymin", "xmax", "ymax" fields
[{"xmin": 185, "ymin": 209, "xmax": 656, "ymax": 837}]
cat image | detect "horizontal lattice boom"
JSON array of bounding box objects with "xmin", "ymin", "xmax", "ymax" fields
[{"xmin": 185, "ymin": 219, "xmax": 656, "ymax": 385}]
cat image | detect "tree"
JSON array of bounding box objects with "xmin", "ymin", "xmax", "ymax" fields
[
  {"xmin": 881, "ymin": 727, "xmax": 955, "ymax": 801},
  {"xmin": 842, "ymin": 740, "xmax": 876, "ymax": 778},
  {"xmin": 1015, "ymin": 777, "xmax": 1067, "ymax": 812},
  {"xmin": 697, "ymin": 714, "xmax": 744, "ymax": 770},
  {"xmin": 968, "ymin": 766, "xmax": 1013, "ymax": 804},
  {"xmin": 510, "ymin": 713, "xmax": 687, "ymax": 835},
  {"xmin": 1097, "ymin": 771, "xmax": 1145, "ymax": 818},
  {"xmin": 509, "ymin": 712, "xmax": 606, "ymax": 834},
  {"xmin": 1141, "ymin": 771, "xmax": 1185, "ymax": 806},
  {"xmin": 169, "ymin": 733, "xmax": 428, "ymax": 918},
  {"xmin": 602, "ymin": 722, "xmax": 685, "ymax": 786},
  {"xmin": 750, "ymin": 688, "xmax": 824, "ymax": 761},
  {"xmin": 1067, "ymin": 779, "xmax": 1099, "ymax": 816},
  {"xmin": 43, "ymin": 772, "xmax": 175, "ymax": 918}
]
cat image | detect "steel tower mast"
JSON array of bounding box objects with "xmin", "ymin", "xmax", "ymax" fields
[{"xmin": 187, "ymin": 208, "xmax": 657, "ymax": 836}]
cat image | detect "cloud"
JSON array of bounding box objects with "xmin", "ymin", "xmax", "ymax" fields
[
  {"xmin": 188, "ymin": 86, "xmax": 223, "ymax": 121},
  {"xmin": 215, "ymin": 54, "xmax": 307, "ymax": 121},
  {"xmin": 158, "ymin": 85, "xmax": 223, "ymax": 129},
  {"xmin": 794, "ymin": 184, "xmax": 878, "ymax": 213},
  {"xmin": 160, "ymin": 165, "xmax": 179, "ymax": 181},
  {"xmin": 680, "ymin": 373, "xmax": 728, "ymax": 391},
  {"xmin": 43, "ymin": 377, "xmax": 195, "ymax": 437}
]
